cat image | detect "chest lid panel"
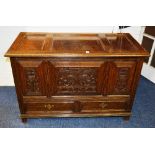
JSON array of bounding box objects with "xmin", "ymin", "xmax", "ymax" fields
[{"xmin": 5, "ymin": 32, "xmax": 149, "ymax": 57}]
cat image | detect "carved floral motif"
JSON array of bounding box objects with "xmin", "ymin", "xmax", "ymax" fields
[
  {"xmin": 115, "ymin": 67, "xmax": 129, "ymax": 93},
  {"xmin": 25, "ymin": 68, "xmax": 40, "ymax": 95},
  {"xmin": 57, "ymin": 67, "xmax": 97, "ymax": 95}
]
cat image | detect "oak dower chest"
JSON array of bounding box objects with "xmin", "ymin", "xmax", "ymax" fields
[{"xmin": 5, "ymin": 32, "xmax": 149, "ymax": 123}]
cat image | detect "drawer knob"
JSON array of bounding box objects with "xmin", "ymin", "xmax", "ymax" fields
[
  {"xmin": 44, "ymin": 104, "xmax": 54, "ymax": 110},
  {"xmin": 100, "ymin": 103, "xmax": 108, "ymax": 109}
]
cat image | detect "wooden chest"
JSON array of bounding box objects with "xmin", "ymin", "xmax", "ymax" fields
[{"xmin": 5, "ymin": 32, "xmax": 149, "ymax": 122}]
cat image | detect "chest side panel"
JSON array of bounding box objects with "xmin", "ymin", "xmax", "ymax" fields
[
  {"xmin": 106, "ymin": 60, "xmax": 137, "ymax": 95},
  {"xmin": 13, "ymin": 58, "xmax": 46, "ymax": 96}
]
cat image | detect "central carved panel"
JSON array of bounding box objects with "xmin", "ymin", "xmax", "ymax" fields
[{"xmin": 56, "ymin": 67, "xmax": 98, "ymax": 95}]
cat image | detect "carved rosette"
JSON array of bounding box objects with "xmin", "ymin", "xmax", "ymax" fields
[
  {"xmin": 57, "ymin": 67, "xmax": 97, "ymax": 95},
  {"xmin": 115, "ymin": 67, "xmax": 129, "ymax": 93},
  {"xmin": 25, "ymin": 68, "xmax": 40, "ymax": 95}
]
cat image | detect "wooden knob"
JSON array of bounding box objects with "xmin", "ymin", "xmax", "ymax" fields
[
  {"xmin": 100, "ymin": 102, "xmax": 108, "ymax": 109},
  {"xmin": 44, "ymin": 104, "xmax": 54, "ymax": 110}
]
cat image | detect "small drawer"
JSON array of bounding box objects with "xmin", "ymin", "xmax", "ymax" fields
[
  {"xmin": 24, "ymin": 102, "xmax": 74, "ymax": 113},
  {"xmin": 81, "ymin": 101, "xmax": 128, "ymax": 112}
]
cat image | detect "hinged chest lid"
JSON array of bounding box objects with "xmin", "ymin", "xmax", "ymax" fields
[{"xmin": 5, "ymin": 32, "xmax": 149, "ymax": 57}]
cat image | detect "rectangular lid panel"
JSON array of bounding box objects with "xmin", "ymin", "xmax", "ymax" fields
[
  {"xmin": 102, "ymin": 34, "xmax": 138, "ymax": 51},
  {"xmin": 14, "ymin": 33, "xmax": 49, "ymax": 51},
  {"xmin": 52, "ymin": 36, "xmax": 104, "ymax": 52}
]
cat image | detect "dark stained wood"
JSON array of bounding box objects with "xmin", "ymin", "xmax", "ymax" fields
[
  {"xmin": 145, "ymin": 26, "xmax": 155, "ymax": 37},
  {"xmin": 21, "ymin": 112, "xmax": 131, "ymax": 119},
  {"xmin": 151, "ymin": 49, "xmax": 155, "ymax": 67},
  {"xmin": 22, "ymin": 95, "xmax": 130, "ymax": 103},
  {"xmin": 141, "ymin": 36, "xmax": 154, "ymax": 63},
  {"xmin": 5, "ymin": 32, "xmax": 149, "ymax": 122}
]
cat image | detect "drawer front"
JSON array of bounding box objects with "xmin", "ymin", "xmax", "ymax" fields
[
  {"xmin": 81, "ymin": 101, "xmax": 128, "ymax": 112},
  {"xmin": 24, "ymin": 102, "xmax": 74, "ymax": 113}
]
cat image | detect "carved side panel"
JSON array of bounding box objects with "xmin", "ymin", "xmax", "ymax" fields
[
  {"xmin": 16, "ymin": 59, "xmax": 46, "ymax": 96},
  {"xmin": 56, "ymin": 67, "xmax": 98, "ymax": 95},
  {"xmin": 25, "ymin": 68, "xmax": 41, "ymax": 95},
  {"xmin": 114, "ymin": 67, "xmax": 130, "ymax": 93},
  {"xmin": 107, "ymin": 61, "xmax": 136, "ymax": 95}
]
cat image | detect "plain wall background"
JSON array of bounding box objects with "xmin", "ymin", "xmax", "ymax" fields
[{"xmin": 0, "ymin": 26, "xmax": 142, "ymax": 86}]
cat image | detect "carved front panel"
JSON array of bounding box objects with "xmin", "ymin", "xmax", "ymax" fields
[{"xmin": 56, "ymin": 67, "xmax": 98, "ymax": 95}]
